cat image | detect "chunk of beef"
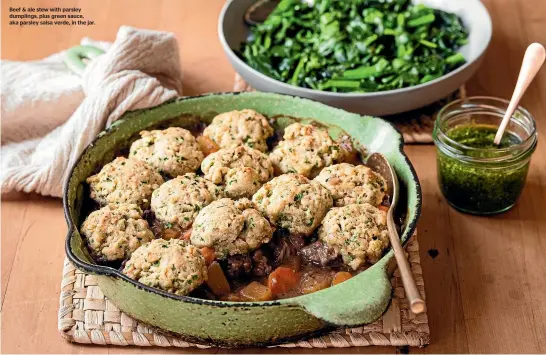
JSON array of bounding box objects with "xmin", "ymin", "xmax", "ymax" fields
[
  {"xmin": 338, "ymin": 134, "xmax": 360, "ymax": 164},
  {"xmin": 224, "ymin": 254, "xmax": 253, "ymax": 280},
  {"xmin": 252, "ymin": 248, "xmax": 272, "ymax": 277},
  {"xmin": 288, "ymin": 234, "xmax": 306, "ymax": 250},
  {"xmin": 300, "ymin": 241, "xmax": 341, "ymax": 266},
  {"xmin": 150, "ymin": 221, "xmax": 163, "ymax": 237},
  {"xmin": 142, "ymin": 209, "xmax": 155, "ymax": 225},
  {"xmin": 266, "ymin": 230, "xmax": 308, "ymax": 267},
  {"xmin": 266, "ymin": 125, "xmax": 283, "ymax": 151},
  {"xmin": 273, "ymin": 238, "xmax": 293, "ymax": 266},
  {"xmin": 223, "ymin": 247, "xmax": 275, "ymax": 280},
  {"xmin": 143, "ymin": 209, "xmax": 163, "ymax": 237},
  {"xmin": 268, "ymin": 228, "xmax": 310, "ymax": 265},
  {"xmin": 143, "ymin": 209, "xmax": 182, "ymax": 240}
]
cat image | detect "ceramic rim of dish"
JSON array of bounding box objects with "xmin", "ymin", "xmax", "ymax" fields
[
  {"xmin": 63, "ymin": 91, "xmax": 422, "ymax": 307},
  {"xmin": 217, "ymin": 0, "xmax": 492, "ymax": 98}
]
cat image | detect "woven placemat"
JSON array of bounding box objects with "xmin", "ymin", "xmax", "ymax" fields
[
  {"xmin": 58, "ymin": 236, "xmax": 430, "ymax": 348},
  {"xmin": 234, "ymin": 74, "xmax": 466, "ymax": 144}
]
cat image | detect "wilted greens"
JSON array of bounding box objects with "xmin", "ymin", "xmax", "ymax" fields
[{"xmin": 240, "ymin": 0, "xmax": 469, "ymax": 92}]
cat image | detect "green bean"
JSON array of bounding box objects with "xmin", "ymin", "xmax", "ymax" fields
[
  {"xmin": 419, "ymin": 39, "xmax": 438, "ymax": 48},
  {"xmin": 290, "ymin": 56, "xmax": 307, "ymax": 85},
  {"xmin": 446, "ymin": 52, "xmax": 466, "ymax": 65},
  {"xmin": 320, "ymin": 80, "xmax": 362, "ymax": 90},
  {"xmin": 407, "ymin": 13, "xmax": 436, "ymax": 27},
  {"xmin": 342, "ymin": 58, "xmax": 389, "ymax": 79}
]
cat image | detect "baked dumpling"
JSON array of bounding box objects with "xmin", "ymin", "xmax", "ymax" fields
[
  {"xmin": 252, "ymin": 174, "xmax": 333, "ymax": 236},
  {"xmin": 202, "ymin": 109, "xmax": 274, "ymax": 152},
  {"xmin": 129, "ymin": 127, "xmax": 204, "ymax": 177},
  {"xmin": 191, "ymin": 198, "xmax": 273, "ymax": 259},
  {"xmin": 86, "ymin": 157, "xmax": 164, "ymax": 209},
  {"xmin": 201, "ymin": 146, "xmax": 274, "ymax": 199},
  {"xmin": 269, "ymin": 123, "xmax": 342, "ymax": 178},
  {"xmin": 318, "ymin": 203, "xmax": 390, "ymax": 269},
  {"xmin": 80, "ymin": 203, "xmax": 154, "ymax": 262},
  {"xmin": 123, "ymin": 239, "xmax": 207, "ymax": 296}
]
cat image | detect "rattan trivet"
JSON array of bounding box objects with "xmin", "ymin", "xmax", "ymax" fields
[
  {"xmin": 234, "ymin": 74, "xmax": 466, "ymax": 144},
  {"xmin": 58, "ymin": 236, "xmax": 430, "ymax": 348}
]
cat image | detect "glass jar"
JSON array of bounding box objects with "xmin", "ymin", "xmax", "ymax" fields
[{"xmin": 433, "ymin": 97, "xmax": 537, "ymax": 215}]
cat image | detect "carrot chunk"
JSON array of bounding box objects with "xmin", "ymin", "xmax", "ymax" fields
[
  {"xmin": 268, "ymin": 267, "xmax": 300, "ymax": 296},
  {"xmin": 196, "ymin": 135, "xmax": 219, "ymax": 156},
  {"xmin": 162, "ymin": 227, "xmax": 181, "ymax": 240},
  {"xmin": 180, "ymin": 229, "xmax": 192, "ymax": 240},
  {"xmin": 200, "ymin": 247, "xmax": 216, "ymax": 265},
  {"xmin": 332, "ymin": 271, "xmax": 353, "ymax": 286},
  {"xmin": 378, "ymin": 205, "xmax": 390, "ymax": 212}
]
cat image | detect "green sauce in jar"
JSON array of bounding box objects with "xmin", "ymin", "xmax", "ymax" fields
[
  {"xmin": 446, "ymin": 124, "xmax": 520, "ymax": 149},
  {"xmin": 433, "ymin": 97, "xmax": 537, "ymax": 215},
  {"xmin": 437, "ymin": 124, "xmax": 528, "ymax": 214}
]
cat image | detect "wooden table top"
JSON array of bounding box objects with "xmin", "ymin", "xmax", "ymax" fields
[{"xmin": 2, "ymin": 0, "xmax": 545, "ymax": 353}]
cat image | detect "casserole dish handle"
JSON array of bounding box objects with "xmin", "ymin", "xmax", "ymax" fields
[
  {"xmin": 290, "ymin": 255, "xmax": 392, "ymax": 326},
  {"xmin": 64, "ymin": 45, "xmax": 105, "ymax": 75}
]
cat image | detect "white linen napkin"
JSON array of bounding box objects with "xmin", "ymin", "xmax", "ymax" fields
[{"xmin": 1, "ymin": 26, "xmax": 183, "ymax": 197}]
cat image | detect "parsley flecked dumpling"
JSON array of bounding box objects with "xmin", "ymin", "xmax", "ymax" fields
[
  {"xmin": 150, "ymin": 173, "xmax": 224, "ymax": 231},
  {"xmin": 202, "ymin": 109, "xmax": 274, "ymax": 152},
  {"xmin": 129, "ymin": 127, "xmax": 204, "ymax": 178},
  {"xmin": 123, "ymin": 239, "xmax": 207, "ymax": 296},
  {"xmin": 86, "ymin": 157, "xmax": 164, "ymax": 209},
  {"xmin": 252, "ymin": 174, "xmax": 333, "ymax": 236}
]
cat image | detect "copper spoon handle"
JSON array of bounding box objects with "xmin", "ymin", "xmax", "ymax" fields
[
  {"xmin": 366, "ymin": 152, "xmax": 425, "ymax": 314},
  {"xmin": 388, "ymin": 165, "xmax": 425, "ymax": 314},
  {"xmin": 386, "ymin": 210, "xmax": 426, "ymax": 314}
]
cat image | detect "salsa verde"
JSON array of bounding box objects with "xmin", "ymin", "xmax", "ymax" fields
[{"xmin": 437, "ymin": 124, "xmax": 529, "ymax": 214}]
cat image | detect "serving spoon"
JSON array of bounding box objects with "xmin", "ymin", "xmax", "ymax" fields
[
  {"xmin": 366, "ymin": 153, "xmax": 426, "ymax": 314},
  {"xmin": 244, "ymin": 0, "xmax": 279, "ymax": 25},
  {"xmin": 244, "ymin": 0, "xmax": 314, "ymax": 25},
  {"xmin": 494, "ymin": 43, "xmax": 545, "ymax": 145}
]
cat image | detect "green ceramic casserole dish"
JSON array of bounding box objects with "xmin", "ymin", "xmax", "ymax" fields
[{"xmin": 64, "ymin": 91, "xmax": 422, "ymax": 347}]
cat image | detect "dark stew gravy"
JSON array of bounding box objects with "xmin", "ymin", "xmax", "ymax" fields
[{"xmin": 80, "ymin": 114, "xmax": 406, "ymax": 302}]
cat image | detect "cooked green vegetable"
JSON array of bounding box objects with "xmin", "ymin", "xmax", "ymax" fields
[{"xmin": 240, "ymin": 0, "xmax": 469, "ymax": 92}]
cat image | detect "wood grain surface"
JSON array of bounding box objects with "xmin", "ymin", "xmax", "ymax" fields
[{"xmin": 1, "ymin": 0, "xmax": 546, "ymax": 353}]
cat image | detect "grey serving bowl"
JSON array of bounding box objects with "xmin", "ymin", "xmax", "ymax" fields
[
  {"xmin": 64, "ymin": 92, "xmax": 422, "ymax": 347},
  {"xmin": 219, "ymin": 0, "xmax": 492, "ymax": 116}
]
